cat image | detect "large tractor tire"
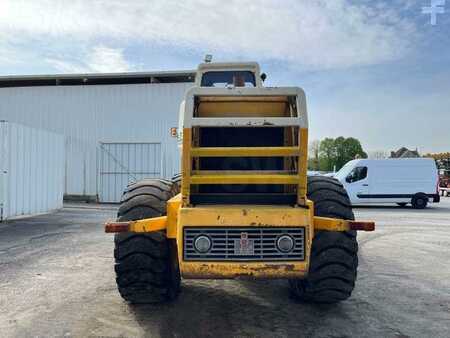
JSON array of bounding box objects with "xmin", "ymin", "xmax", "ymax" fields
[
  {"xmin": 114, "ymin": 179, "xmax": 181, "ymax": 304},
  {"xmin": 289, "ymin": 176, "xmax": 358, "ymax": 303},
  {"xmin": 171, "ymin": 173, "xmax": 182, "ymax": 194}
]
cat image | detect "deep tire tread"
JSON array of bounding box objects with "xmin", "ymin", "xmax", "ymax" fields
[
  {"xmin": 290, "ymin": 176, "xmax": 359, "ymax": 304},
  {"xmin": 171, "ymin": 173, "xmax": 182, "ymax": 194},
  {"xmin": 114, "ymin": 179, "xmax": 180, "ymax": 304}
]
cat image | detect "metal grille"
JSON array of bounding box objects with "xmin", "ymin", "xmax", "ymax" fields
[{"xmin": 184, "ymin": 227, "xmax": 305, "ymax": 261}]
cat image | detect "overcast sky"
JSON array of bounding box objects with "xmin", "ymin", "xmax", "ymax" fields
[{"xmin": 1, "ymin": 0, "xmax": 449, "ymax": 154}]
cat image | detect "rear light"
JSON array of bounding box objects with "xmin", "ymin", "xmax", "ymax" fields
[
  {"xmin": 348, "ymin": 221, "xmax": 375, "ymax": 231},
  {"xmin": 105, "ymin": 221, "xmax": 130, "ymax": 233}
]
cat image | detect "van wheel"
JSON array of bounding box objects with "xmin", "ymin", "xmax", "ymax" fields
[
  {"xmin": 411, "ymin": 193, "xmax": 428, "ymax": 209},
  {"xmin": 397, "ymin": 203, "xmax": 407, "ymax": 207},
  {"xmin": 289, "ymin": 176, "xmax": 358, "ymax": 303}
]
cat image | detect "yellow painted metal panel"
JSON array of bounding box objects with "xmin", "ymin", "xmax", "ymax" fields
[
  {"xmin": 178, "ymin": 205, "xmax": 311, "ymax": 226},
  {"xmin": 313, "ymin": 216, "xmax": 349, "ymax": 231},
  {"xmin": 166, "ymin": 194, "xmax": 181, "ymax": 238},
  {"xmin": 181, "ymin": 261, "xmax": 308, "ymax": 279},
  {"xmin": 190, "ymin": 146, "xmax": 300, "ymax": 157},
  {"xmin": 182, "ymin": 128, "xmax": 192, "ymax": 205},
  {"xmin": 197, "ymin": 101, "xmax": 289, "ymax": 118},
  {"xmin": 129, "ymin": 216, "xmax": 167, "ymax": 232},
  {"xmin": 177, "ymin": 205, "xmax": 313, "ymax": 279},
  {"xmin": 108, "ymin": 203, "xmax": 363, "ymax": 235},
  {"xmin": 198, "ymin": 96, "xmax": 289, "ymax": 102},
  {"xmin": 190, "ymin": 174, "xmax": 300, "ymax": 185},
  {"xmin": 191, "ymin": 170, "xmax": 296, "ymax": 175},
  {"xmin": 297, "ymin": 128, "xmax": 308, "ymax": 205}
]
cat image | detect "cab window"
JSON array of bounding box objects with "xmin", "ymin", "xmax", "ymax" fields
[
  {"xmin": 201, "ymin": 71, "xmax": 256, "ymax": 87},
  {"xmin": 346, "ymin": 166, "xmax": 368, "ymax": 183}
]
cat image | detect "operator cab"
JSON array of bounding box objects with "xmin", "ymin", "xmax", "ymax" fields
[
  {"xmin": 177, "ymin": 62, "xmax": 266, "ymax": 141},
  {"xmin": 178, "ymin": 61, "xmax": 306, "ymax": 205},
  {"xmin": 195, "ymin": 62, "xmax": 264, "ymax": 88}
]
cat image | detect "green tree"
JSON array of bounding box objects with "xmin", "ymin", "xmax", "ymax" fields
[
  {"xmin": 334, "ymin": 136, "xmax": 347, "ymax": 169},
  {"xmin": 316, "ymin": 136, "xmax": 367, "ymax": 171},
  {"xmin": 308, "ymin": 140, "xmax": 321, "ymax": 170},
  {"xmin": 318, "ymin": 138, "xmax": 336, "ymax": 171},
  {"xmin": 343, "ymin": 137, "xmax": 367, "ymax": 162}
]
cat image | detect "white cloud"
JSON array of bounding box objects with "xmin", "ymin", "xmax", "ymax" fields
[
  {"xmin": 46, "ymin": 46, "xmax": 132, "ymax": 73},
  {"xmin": 45, "ymin": 58, "xmax": 88, "ymax": 73},
  {"xmin": 86, "ymin": 46, "xmax": 131, "ymax": 72},
  {"xmin": 0, "ymin": 0, "xmax": 418, "ymax": 70}
]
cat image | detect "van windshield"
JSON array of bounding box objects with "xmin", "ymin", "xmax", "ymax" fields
[{"xmin": 334, "ymin": 163, "xmax": 354, "ymax": 181}]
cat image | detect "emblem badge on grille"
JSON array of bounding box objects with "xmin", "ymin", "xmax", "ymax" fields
[{"xmin": 234, "ymin": 232, "xmax": 254, "ymax": 255}]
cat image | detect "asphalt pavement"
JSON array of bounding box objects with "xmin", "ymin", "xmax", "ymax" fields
[{"xmin": 0, "ymin": 200, "xmax": 449, "ymax": 338}]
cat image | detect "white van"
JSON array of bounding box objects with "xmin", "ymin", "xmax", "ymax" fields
[{"xmin": 333, "ymin": 158, "xmax": 440, "ymax": 208}]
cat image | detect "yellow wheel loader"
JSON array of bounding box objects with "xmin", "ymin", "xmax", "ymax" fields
[{"xmin": 106, "ymin": 61, "xmax": 375, "ymax": 304}]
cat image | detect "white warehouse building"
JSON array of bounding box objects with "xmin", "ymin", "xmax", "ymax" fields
[{"xmin": 0, "ymin": 70, "xmax": 195, "ymax": 202}]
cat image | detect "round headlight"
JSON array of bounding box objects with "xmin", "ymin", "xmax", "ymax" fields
[
  {"xmin": 276, "ymin": 235, "xmax": 295, "ymax": 253},
  {"xmin": 194, "ymin": 235, "xmax": 212, "ymax": 253}
]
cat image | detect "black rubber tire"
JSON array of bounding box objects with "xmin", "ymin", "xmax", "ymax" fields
[
  {"xmin": 114, "ymin": 179, "xmax": 181, "ymax": 304},
  {"xmin": 289, "ymin": 176, "xmax": 358, "ymax": 303},
  {"xmin": 397, "ymin": 202, "xmax": 407, "ymax": 207},
  {"xmin": 171, "ymin": 173, "xmax": 182, "ymax": 194},
  {"xmin": 411, "ymin": 193, "xmax": 428, "ymax": 209}
]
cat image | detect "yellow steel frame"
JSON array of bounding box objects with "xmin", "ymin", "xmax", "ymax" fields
[
  {"xmin": 124, "ymin": 216, "xmax": 167, "ymax": 233},
  {"xmin": 190, "ymin": 174, "xmax": 299, "ymax": 185},
  {"xmin": 181, "ymin": 126, "xmax": 309, "ymax": 206},
  {"xmin": 191, "ymin": 146, "xmax": 300, "ymax": 157},
  {"xmin": 104, "ymin": 91, "xmax": 377, "ymax": 279},
  {"xmin": 166, "ymin": 194, "xmax": 181, "ymax": 238},
  {"xmin": 196, "ymin": 96, "xmax": 291, "ymax": 118},
  {"xmin": 176, "ymin": 202, "xmax": 314, "ymax": 279},
  {"xmin": 105, "ymin": 197, "xmax": 374, "ymax": 278},
  {"xmin": 108, "ymin": 204, "xmax": 361, "ymax": 235},
  {"xmin": 314, "ymin": 216, "xmax": 351, "ymax": 231},
  {"xmin": 182, "ymin": 128, "xmax": 192, "ymax": 205},
  {"xmin": 297, "ymin": 128, "xmax": 308, "ymax": 204}
]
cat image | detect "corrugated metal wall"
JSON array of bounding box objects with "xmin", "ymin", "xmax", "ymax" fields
[
  {"xmin": 0, "ymin": 121, "xmax": 64, "ymax": 220},
  {"xmin": 0, "ymin": 82, "xmax": 191, "ymax": 199},
  {"xmin": 0, "ymin": 122, "xmax": 7, "ymax": 219}
]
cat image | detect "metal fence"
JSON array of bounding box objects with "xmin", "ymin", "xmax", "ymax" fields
[{"xmin": 98, "ymin": 142, "xmax": 162, "ymax": 203}]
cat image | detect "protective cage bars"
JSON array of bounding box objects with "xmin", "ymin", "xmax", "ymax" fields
[{"xmin": 181, "ymin": 95, "xmax": 308, "ymax": 206}]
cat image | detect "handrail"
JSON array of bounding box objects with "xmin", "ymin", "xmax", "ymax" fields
[
  {"xmin": 190, "ymin": 146, "xmax": 300, "ymax": 157},
  {"xmin": 190, "ymin": 173, "xmax": 299, "ymax": 185}
]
